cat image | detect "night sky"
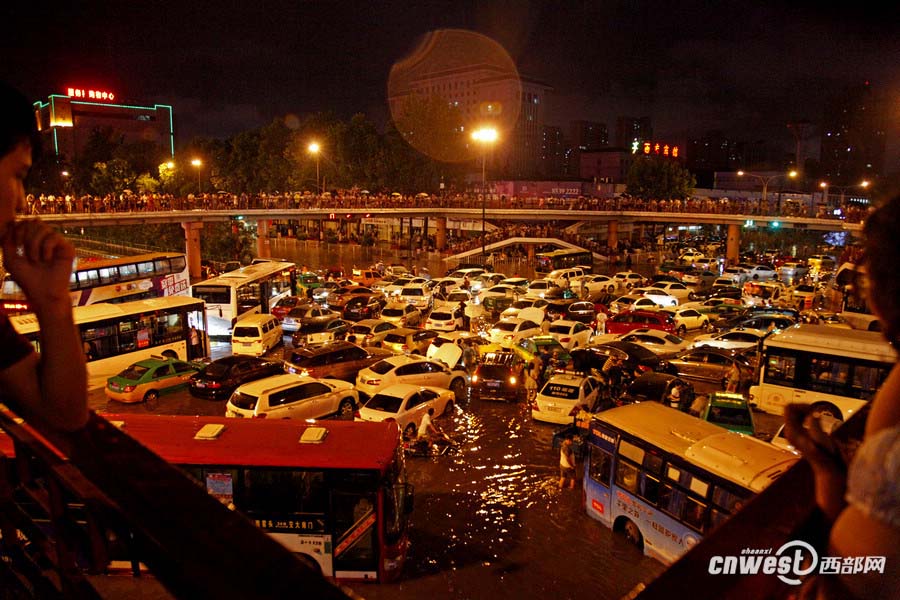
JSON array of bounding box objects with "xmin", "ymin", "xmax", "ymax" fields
[{"xmin": 3, "ymin": 1, "xmax": 898, "ymax": 151}]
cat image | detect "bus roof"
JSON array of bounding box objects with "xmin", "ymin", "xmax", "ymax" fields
[
  {"xmin": 75, "ymin": 252, "xmax": 185, "ymax": 269},
  {"xmin": 101, "ymin": 414, "xmax": 401, "ymax": 472},
  {"xmin": 595, "ymin": 403, "xmax": 797, "ymax": 492},
  {"xmin": 764, "ymin": 324, "xmax": 895, "ymax": 362},
  {"xmin": 9, "ymin": 295, "xmax": 206, "ymax": 334},
  {"xmin": 192, "ymin": 261, "xmax": 296, "ymax": 288}
]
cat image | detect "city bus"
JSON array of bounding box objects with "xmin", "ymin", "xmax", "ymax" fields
[
  {"xmin": 9, "ymin": 296, "xmax": 208, "ymax": 390},
  {"xmin": 534, "ymin": 248, "xmax": 594, "ymax": 278},
  {"xmin": 190, "ymin": 260, "xmax": 297, "ymax": 338},
  {"xmin": 582, "ymin": 402, "xmax": 796, "ymax": 564},
  {"xmin": 748, "ymin": 324, "xmax": 895, "ymax": 420},
  {"xmin": 1, "ymin": 252, "xmax": 190, "ymax": 315},
  {"xmin": 96, "ymin": 414, "xmax": 413, "ymax": 582}
]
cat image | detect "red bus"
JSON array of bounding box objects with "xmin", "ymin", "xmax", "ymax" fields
[{"xmin": 84, "ymin": 415, "xmax": 413, "ymax": 582}]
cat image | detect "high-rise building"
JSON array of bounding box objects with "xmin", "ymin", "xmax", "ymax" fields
[
  {"xmin": 819, "ymin": 81, "xmax": 887, "ymax": 184},
  {"xmin": 541, "ymin": 125, "xmax": 566, "ymax": 178},
  {"xmin": 614, "ymin": 116, "xmax": 652, "ymax": 148},
  {"xmin": 33, "ymin": 86, "xmax": 175, "ymax": 164}
]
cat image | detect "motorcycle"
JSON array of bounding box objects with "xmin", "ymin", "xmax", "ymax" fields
[{"xmin": 403, "ymin": 432, "xmax": 459, "ymax": 457}]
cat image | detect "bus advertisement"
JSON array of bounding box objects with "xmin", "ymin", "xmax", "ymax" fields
[
  {"xmin": 582, "ymin": 403, "xmax": 796, "ymax": 564},
  {"xmin": 534, "ymin": 248, "xmax": 594, "ymax": 278},
  {"xmin": 98, "ymin": 414, "xmax": 413, "ymax": 582},
  {"xmin": 749, "ymin": 324, "xmax": 895, "ymax": 421},
  {"xmin": 10, "ymin": 296, "xmax": 208, "ymax": 390},
  {"xmin": 190, "ymin": 261, "xmax": 297, "ymax": 338},
  {"xmin": 1, "ymin": 252, "xmax": 190, "ymax": 314}
]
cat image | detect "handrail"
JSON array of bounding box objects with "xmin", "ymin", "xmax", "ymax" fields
[
  {"xmin": 628, "ymin": 405, "xmax": 868, "ymax": 599},
  {"xmin": 0, "ymin": 408, "xmax": 349, "ymax": 599}
]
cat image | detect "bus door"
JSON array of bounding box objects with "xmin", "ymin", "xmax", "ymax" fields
[
  {"xmin": 260, "ymin": 281, "xmax": 272, "ymax": 314},
  {"xmin": 332, "ymin": 489, "xmax": 378, "ymax": 580},
  {"xmin": 584, "ymin": 423, "xmax": 616, "ymax": 526}
]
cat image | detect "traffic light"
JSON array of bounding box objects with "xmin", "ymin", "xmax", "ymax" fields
[{"xmin": 770, "ymin": 221, "xmax": 781, "ymax": 229}]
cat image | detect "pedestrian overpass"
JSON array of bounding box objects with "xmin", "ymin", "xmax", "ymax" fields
[{"xmin": 444, "ymin": 236, "xmax": 607, "ymax": 264}]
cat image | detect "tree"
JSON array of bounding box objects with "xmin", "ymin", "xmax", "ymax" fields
[{"xmin": 625, "ymin": 156, "xmax": 697, "ymax": 200}]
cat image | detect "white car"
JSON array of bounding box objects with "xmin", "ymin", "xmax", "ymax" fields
[
  {"xmin": 642, "ymin": 281, "xmax": 692, "ymax": 302},
  {"xmin": 471, "ymin": 272, "xmax": 506, "ymax": 292},
  {"xmin": 633, "ymin": 288, "xmax": 679, "ymax": 308},
  {"xmin": 499, "ymin": 277, "xmax": 529, "ymax": 288},
  {"xmin": 347, "ymin": 319, "xmax": 398, "ymax": 347},
  {"xmin": 399, "ymin": 284, "xmax": 433, "ymax": 310},
  {"xmin": 425, "ymin": 306, "xmax": 464, "ymax": 331},
  {"xmin": 383, "ymin": 276, "xmax": 429, "ymax": 297},
  {"xmin": 488, "ymin": 317, "xmax": 543, "ymax": 349},
  {"xmin": 788, "ymin": 283, "xmax": 822, "ymax": 309},
  {"xmin": 380, "ymin": 302, "xmax": 423, "ymax": 327},
  {"xmin": 524, "ymin": 279, "xmax": 556, "ymax": 299},
  {"xmin": 721, "ymin": 267, "xmax": 749, "ymax": 284},
  {"xmin": 656, "ymin": 307, "xmax": 712, "ymax": 336},
  {"xmin": 615, "ymin": 328, "xmax": 690, "ymax": 357},
  {"xmin": 437, "ymin": 288, "xmax": 474, "ymax": 308},
  {"xmin": 691, "ymin": 328, "xmax": 768, "ymax": 351},
  {"xmin": 678, "ymin": 249, "xmax": 705, "ymax": 264},
  {"xmin": 779, "ymin": 262, "xmax": 809, "ymax": 282},
  {"xmin": 477, "ymin": 284, "xmax": 525, "ymax": 303},
  {"xmin": 572, "ymin": 274, "xmax": 617, "ymax": 295},
  {"xmin": 532, "ymin": 372, "xmax": 602, "ymax": 425},
  {"xmin": 357, "ymin": 383, "xmax": 456, "ymax": 440},
  {"xmin": 610, "ymin": 294, "xmax": 661, "ymax": 314},
  {"xmin": 745, "ymin": 265, "xmax": 778, "ymax": 281},
  {"xmin": 500, "ymin": 298, "xmax": 549, "ymax": 319},
  {"xmin": 546, "ymin": 319, "xmax": 594, "ymax": 350},
  {"xmin": 355, "ymin": 345, "xmax": 469, "ymax": 401},
  {"xmin": 613, "ymin": 271, "xmax": 646, "ymax": 291},
  {"xmin": 226, "ymin": 374, "xmax": 359, "ymax": 420}
]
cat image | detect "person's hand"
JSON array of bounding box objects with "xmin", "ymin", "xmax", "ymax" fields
[
  {"xmin": 783, "ymin": 404, "xmax": 847, "ymax": 521},
  {"xmin": 1, "ymin": 219, "xmax": 75, "ymax": 312}
]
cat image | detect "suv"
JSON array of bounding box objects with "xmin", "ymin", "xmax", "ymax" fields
[
  {"xmin": 382, "ymin": 328, "xmax": 440, "ymax": 355},
  {"xmin": 471, "ymin": 351, "xmax": 525, "ymax": 402},
  {"xmin": 226, "ymin": 374, "xmax": 359, "ymax": 420},
  {"xmin": 283, "ymin": 341, "xmax": 393, "ymax": 382},
  {"xmin": 189, "ymin": 355, "xmax": 285, "ymax": 399},
  {"xmin": 606, "ymin": 310, "xmax": 676, "ymax": 335}
]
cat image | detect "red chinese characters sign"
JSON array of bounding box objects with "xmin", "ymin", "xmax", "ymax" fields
[
  {"xmin": 633, "ymin": 140, "xmax": 679, "ymax": 158},
  {"xmin": 66, "ymin": 87, "xmax": 116, "ymax": 102}
]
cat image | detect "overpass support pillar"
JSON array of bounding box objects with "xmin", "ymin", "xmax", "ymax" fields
[
  {"xmin": 607, "ymin": 220, "xmax": 619, "ymax": 251},
  {"xmin": 726, "ymin": 223, "xmax": 741, "ymax": 266},
  {"xmin": 181, "ymin": 222, "xmax": 203, "ymax": 280},
  {"xmin": 435, "ymin": 217, "xmax": 447, "ymax": 251},
  {"xmin": 257, "ymin": 220, "xmax": 271, "ymax": 258}
]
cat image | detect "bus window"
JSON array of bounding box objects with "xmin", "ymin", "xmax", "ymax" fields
[
  {"xmin": 763, "ymin": 352, "xmax": 796, "ymax": 386},
  {"xmin": 119, "ymin": 263, "xmax": 137, "ymax": 280},
  {"xmin": 138, "ymin": 261, "xmax": 154, "ymax": 275},
  {"xmin": 589, "ymin": 447, "xmax": 613, "ymax": 486},
  {"xmin": 78, "ymin": 269, "xmax": 100, "ymax": 287},
  {"xmin": 683, "ymin": 497, "xmax": 708, "ymax": 532},
  {"xmin": 193, "ymin": 285, "xmax": 231, "ymax": 305},
  {"xmin": 241, "ymin": 469, "xmax": 326, "ymax": 515},
  {"xmin": 852, "ymin": 364, "xmax": 890, "ymax": 400},
  {"xmin": 98, "ymin": 267, "xmax": 118, "ymax": 284},
  {"xmin": 615, "ymin": 461, "xmax": 639, "ymax": 493},
  {"xmin": 639, "ymin": 473, "xmax": 661, "ymax": 504}
]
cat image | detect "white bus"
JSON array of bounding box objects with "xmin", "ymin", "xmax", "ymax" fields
[
  {"xmin": 749, "ymin": 324, "xmax": 896, "ymax": 420},
  {"xmin": 190, "ymin": 261, "xmax": 297, "ymax": 338},
  {"xmin": 10, "ymin": 296, "xmax": 208, "ymax": 390},
  {"xmin": 1, "ymin": 252, "xmax": 190, "ymax": 315},
  {"xmin": 583, "ymin": 403, "xmax": 797, "ymax": 564}
]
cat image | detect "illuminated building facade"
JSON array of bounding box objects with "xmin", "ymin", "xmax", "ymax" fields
[{"xmin": 33, "ymin": 86, "xmax": 174, "ymax": 162}]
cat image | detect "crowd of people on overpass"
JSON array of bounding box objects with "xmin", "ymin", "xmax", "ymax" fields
[{"xmin": 22, "ymin": 189, "xmax": 869, "ymax": 223}]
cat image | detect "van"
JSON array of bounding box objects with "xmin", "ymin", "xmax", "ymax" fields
[
  {"xmin": 547, "ymin": 268, "xmax": 585, "ymax": 289},
  {"xmin": 352, "ymin": 268, "xmax": 382, "ymax": 287},
  {"xmin": 231, "ymin": 314, "xmax": 283, "ymax": 357}
]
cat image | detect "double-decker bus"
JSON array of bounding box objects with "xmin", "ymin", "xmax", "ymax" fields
[
  {"xmin": 1, "ymin": 252, "xmax": 190, "ymax": 315},
  {"xmin": 534, "ymin": 248, "xmax": 594, "ymax": 278},
  {"xmin": 749, "ymin": 324, "xmax": 895, "ymax": 421},
  {"xmin": 190, "ymin": 261, "xmax": 297, "ymax": 338},
  {"xmin": 95, "ymin": 414, "xmax": 413, "ymax": 582},
  {"xmin": 9, "ymin": 296, "xmax": 208, "ymax": 390},
  {"xmin": 582, "ymin": 402, "xmax": 796, "ymax": 564}
]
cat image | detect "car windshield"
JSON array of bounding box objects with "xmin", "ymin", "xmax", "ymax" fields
[
  {"xmin": 478, "ymin": 365, "xmax": 512, "ymax": 379},
  {"xmin": 232, "ymin": 326, "xmax": 259, "ymax": 337},
  {"xmin": 708, "ymin": 406, "xmax": 753, "ymax": 428},
  {"xmin": 548, "ymin": 324, "xmax": 572, "ymax": 334},
  {"xmin": 229, "ymin": 392, "xmax": 258, "ymax": 410},
  {"xmin": 401, "ymin": 288, "xmax": 424, "ymax": 297},
  {"xmin": 430, "ymin": 311, "xmax": 454, "ymax": 320},
  {"xmin": 365, "ymin": 393, "xmax": 403, "ymax": 413},
  {"xmin": 494, "ymin": 322, "xmax": 517, "ymax": 332},
  {"xmin": 118, "ymin": 364, "xmax": 151, "ymax": 380},
  {"xmin": 382, "ymin": 308, "xmax": 403, "ymax": 317},
  {"xmin": 541, "ymin": 382, "xmax": 580, "ymax": 400}
]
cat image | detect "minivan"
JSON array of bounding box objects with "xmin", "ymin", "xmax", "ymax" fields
[{"xmin": 231, "ymin": 314, "xmax": 283, "ymax": 356}]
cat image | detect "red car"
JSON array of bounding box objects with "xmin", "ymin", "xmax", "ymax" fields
[
  {"xmin": 270, "ymin": 296, "xmax": 308, "ymax": 321},
  {"xmin": 605, "ymin": 309, "xmax": 676, "ymax": 335}
]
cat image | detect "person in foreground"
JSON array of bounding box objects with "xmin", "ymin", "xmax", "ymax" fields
[
  {"xmin": 0, "ymin": 82, "xmax": 88, "ymax": 432},
  {"xmin": 785, "ymin": 193, "xmax": 900, "ymax": 598}
]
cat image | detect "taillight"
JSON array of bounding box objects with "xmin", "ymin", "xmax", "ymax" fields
[
  {"xmin": 354, "ymin": 409, "xmax": 361, "ymax": 418},
  {"xmin": 365, "ymin": 378, "xmax": 381, "ymax": 386},
  {"xmin": 401, "ymin": 344, "xmax": 409, "ymax": 351},
  {"xmin": 472, "ymin": 374, "xmax": 479, "ymax": 383},
  {"xmin": 254, "ymin": 413, "xmax": 267, "ymax": 419},
  {"xmin": 365, "ymin": 334, "xmax": 374, "ymax": 340},
  {"xmin": 509, "ymin": 376, "xmax": 517, "ymax": 385},
  {"xmin": 123, "ymin": 385, "xmax": 136, "ymax": 392},
  {"xmin": 560, "ymin": 337, "xmax": 571, "ymax": 343},
  {"xmin": 208, "ymin": 381, "xmax": 221, "ymax": 388}
]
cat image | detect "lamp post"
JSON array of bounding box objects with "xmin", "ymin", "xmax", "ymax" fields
[
  {"xmin": 819, "ymin": 180, "xmax": 870, "ymax": 212},
  {"xmin": 471, "ymin": 127, "xmax": 498, "ymax": 259},
  {"xmin": 737, "ymin": 170, "xmax": 797, "ymax": 210},
  {"xmin": 191, "ymin": 158, "xmax": 202, "ymax": 194},
  {"xmin": 308, "ymin": 142, "xmax": 321, "ymax": 193}
]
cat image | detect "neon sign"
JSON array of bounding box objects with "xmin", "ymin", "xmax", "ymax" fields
[
  {"xmin": 66, "ymin": 87, "xmax": 116, "ymax": 102},
  {"xmin": 634, "ymin": 141, "xmax": 680, "ymax": 158}
]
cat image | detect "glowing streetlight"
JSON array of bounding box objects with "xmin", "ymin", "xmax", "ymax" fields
[
  {"xmin": 308, "ymin": 142, "xmax": 321, "ymax": 193},
  {"xmin": 471, "ymin": 127, "xmax": 499, "ymax": 258},
  {"xmin": 737, "ymin": 169, "xmax": 798, "ymax": 207},
  {"xmin": 819, "ymin": 179, "xmax": 871, "ymax": 209},
  {"xmin": 191, "ymin": 158, "xmax": 203, "ymax": 194}
]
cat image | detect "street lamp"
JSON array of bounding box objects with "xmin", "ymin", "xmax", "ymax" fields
[
  {"xmin": 308, "ymin": 142, "xmax": 321, "ymax": 193},
  {"xmin": 471, "ymin": 127, "xmax": 498, "ymax": 259},
  {"xmin": 191, "ymin": 158, "xmax": 202, "ymax": 194},
  {"xmin": 737, "ymin": 170, "xmax": 798, "ymax": 208}
]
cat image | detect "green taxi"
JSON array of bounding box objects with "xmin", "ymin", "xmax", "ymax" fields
[
  {"xmin": 105, "ymin": 356, "xmax": 206, "ymax": 404},
  {"xmin": 511, "ymin": 335, "xmax": 572, "ymax": 365}
]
